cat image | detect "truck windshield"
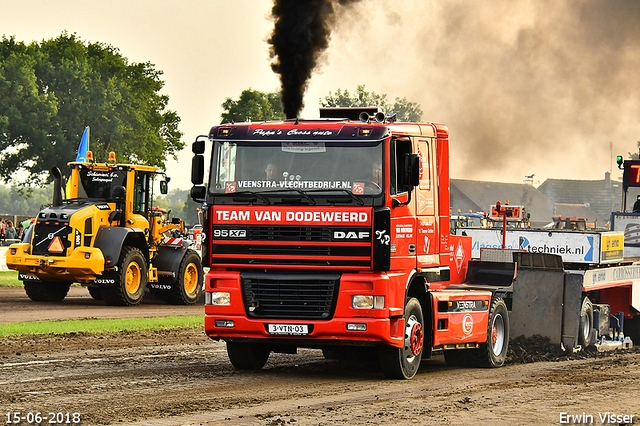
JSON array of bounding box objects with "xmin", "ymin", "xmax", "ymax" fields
[
  {"xmin": 77, "ymin": 166, "xmax": 127, "ymax": 200},
  {"xmin": 208, "ymin": 140, "xmax": 384, "ymax": 201}
]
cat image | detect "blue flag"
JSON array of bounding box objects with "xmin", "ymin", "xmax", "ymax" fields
[{"xmin": 76, "ymin": 126, "xmax": 89, "ymax": 162}]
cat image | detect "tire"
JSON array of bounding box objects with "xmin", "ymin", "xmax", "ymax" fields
[
  {"xmin": 378, "ymin": 297, "xmax": 425, "ymax": 379},
  {"xmin": 578, "ymin": 296, "xmax": 594, "ymax": 347},
  {"xmin": 87, "ymin": 286, "xmax": 103, "ymax": 300},
  {"xmin": 23, "ymin": 281, "xmax": 71, "ymax": 302},
  {"xmin": 471, "ymin": 297, "xmax": 509, "ymax": 368},
  {"xmin": 101, "ymin": 247, "xmax": 147, "ymax": 306},
  {"xmin": 226, "ymin": 342, "xmax": 271, "ymax": 370},
  {"xmin": 157, "ymin": 250, "xmax": 203, "ymax": 305}
]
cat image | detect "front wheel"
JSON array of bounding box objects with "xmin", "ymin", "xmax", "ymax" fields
[
  {"xmin": 157, "ymin": 250, "xmax": 203, "ymax": 305},
  {"xmin": 378, "ymin": 297, "xmax": 424, "ymax": 379},
  {"xmin": 471, "ymin": 297, "xmax": 509, "ymax": 368},
  {"xmin": 101, "ymin": 247, "xmax": 147, "ymax": 306},
  {"xmin": 226, "ymin": 342, "xmax": 271, "ymax": 370}
]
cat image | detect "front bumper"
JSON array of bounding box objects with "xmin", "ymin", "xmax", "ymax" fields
[
  {"xmin": 6, "ymin": 243, "xmax": 106, "ymax": 282},
  {"xmin": 203, "ymin": 268, "xmax": 409, "ymax": 348},
  {"xmin": 204, "ymin": 313, "xmax": 405, "ymax": 347}
]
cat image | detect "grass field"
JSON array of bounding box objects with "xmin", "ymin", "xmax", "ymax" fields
[
  {"xmin": 0, "ymin": 271, "xmax": 204, "ymax": 335},
  {"xmin": 0, "ymin": 270, "xmax": 20, "ymax": 287},
  {"xmin": 0, "ymin": 315, "xmax": 204, "ymax": 336}
]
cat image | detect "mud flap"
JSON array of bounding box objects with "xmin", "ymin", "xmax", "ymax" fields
[
  {"xmin": 93, "ymin": 227, "xmax": 130, "ymax": 267},
  {"xmin": 153, "ymin": 245, "xmax": 188, "ymax": 284},
  {"xmin": 561, "ymin": 272, "xmax": 584, "ymax": 350}
]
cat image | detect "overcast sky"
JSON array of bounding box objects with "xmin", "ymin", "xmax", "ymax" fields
[{"xmin": 3, "ymin": 0, "xmax": 639, "ymax": 189}]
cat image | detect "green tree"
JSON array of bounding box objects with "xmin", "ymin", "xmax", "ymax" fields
[
  {"xmin": 0, "ymin": 33, "xmax": 183, "ymax": 186},
  {"xmin": 629, "ymin": 141, "xmax": 640, "ymax": 160},
  {"xmin": 154, "ymin": 188, "xmax": 201, "ymax": 228},
  {"xmin": 220, "ymin": 89, "xmax": 284, "ymax": 124},
  {"xmin": 0, "ymin": 184, "xmax": 53, "ymax": 216},
  {"xmin": 321, "ymin": 85, "xmax": 423, "ymax": 122}
]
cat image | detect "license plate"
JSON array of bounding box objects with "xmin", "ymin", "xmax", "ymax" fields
[{"xmin": 267, "ymin": 324, "xmax": 309, "ymax": 335}]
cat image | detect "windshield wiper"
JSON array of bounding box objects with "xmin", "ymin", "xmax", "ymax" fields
[
  {"xmin": 258, "ymin": 189, "xmax": 316, "ymax": 205},
  {"xmin": 302, "ymin": 189, "xmax": 365, "ymax": 205},
  {"xmin": 216, "ymin": 191, "xmax": 271, "ymax": 205},
  {"xmin": 64, "ymin": 197, "xmax": 108, "ymax": 203}
]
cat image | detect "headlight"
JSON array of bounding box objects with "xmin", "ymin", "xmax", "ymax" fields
[
  {"xmin": 205, "ymin": 291, "xmax": 231, "ymax": 306},
  {"xmin": 352, "ymin": 295, "xmax": 384, "ymax": 309}
]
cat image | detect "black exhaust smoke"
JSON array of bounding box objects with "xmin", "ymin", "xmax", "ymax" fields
[{"xmin": 269, "ymin": 0, "xmax": 360, "ymax": 119}]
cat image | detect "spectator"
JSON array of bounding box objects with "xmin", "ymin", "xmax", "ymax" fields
[
  {"xmin": 15, "ymin": 223, "xmax": 23, "ymax": 240},
  {"xmin": 5, "ymin": 221, "xmax": 16, "ymax": 240}
]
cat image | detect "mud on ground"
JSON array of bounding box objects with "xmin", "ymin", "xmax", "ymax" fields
[{"xmin": 2, "ymin": 328, "xmax": 640, "ymax": 426}]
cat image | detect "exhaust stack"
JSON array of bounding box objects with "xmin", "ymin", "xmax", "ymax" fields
[{"xmin": 51, "ymin": 167, "xmax": 65, "ymax": 207}]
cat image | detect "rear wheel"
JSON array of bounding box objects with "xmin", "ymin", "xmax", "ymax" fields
[
  {"xmin": 471, "ymin": 297, "xmax": 509, "ymax": 368},
  {"xmin": 157, "ymin": 250, "xmax": 203, "ymax": 305},
  {"xmin": 578, "ymin": 296, "xmax": 594, "ymax": 347},
  {"xmin": 378, "ymin": 297, "xmax": 424, "ymax": 379},
  {"xmin": 226, "ymin": 342, "xmax": 271, "ymax": 370},
  {"xmin": 101, "ymin": 247, "xmax": 147, "ymax": 306},
  {"xmin": 23, "ymin": 280, "xmax": 71, "ymax": 302}
]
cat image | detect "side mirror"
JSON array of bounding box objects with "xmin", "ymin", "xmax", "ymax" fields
[
  {"xmin": 401, "ymin": 153, "xmax": 420, "ymax": 191},
  {"xmin": 190, "ymin": 185, "xmax": 206, "ymax": 202},
  {"xmin": 160, "ymin": 180, "xmax": 168, "ymax": 195},
  {"xmin": 192, "ymin": 155, "xmax": 205, "ymax": 185},
  {"xmin": 192, "ymin": 136, "xmax": 207, "ymax": 154},
  {"xmin": 112, "ymin": 185, "xmax": 126, "ymax": 202}
]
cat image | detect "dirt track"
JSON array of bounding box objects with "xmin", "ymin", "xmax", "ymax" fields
[{"xmin": 1, "ymin": 286, "xmax": 640, "ymax": 425}]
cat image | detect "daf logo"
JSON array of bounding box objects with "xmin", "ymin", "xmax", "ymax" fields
[{"xmin": 334, "ymin": 231, "xmax": 370, "ymax": 240}]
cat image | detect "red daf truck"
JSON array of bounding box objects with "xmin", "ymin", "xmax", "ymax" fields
[
  {"xmin": 190, "ymin": 108, "xmax": 509, "ymax": 379},
  {"xmin": 190, "ymin": 108, "xmax": 635, "ymax": 379}
]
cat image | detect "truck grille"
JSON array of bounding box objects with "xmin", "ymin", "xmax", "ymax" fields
[
  {"xmin": 248, "ymin": 226, "xmax": 332, "ymax": 241},
  {"xmin": 241, "ymin": 273, "xmax": 340, "ymax": 320}
]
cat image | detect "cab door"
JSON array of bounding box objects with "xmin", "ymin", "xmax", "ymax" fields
[
  {"xmin": 415, "ymin": 139, "xmax": 439, "ymax": 266},
  {"xmin": 389, "ymin": 137, "xmax": 417, "ymax": 272}
]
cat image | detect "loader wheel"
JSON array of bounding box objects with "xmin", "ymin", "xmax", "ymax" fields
[
  {"xmin": 101, "ymin": 247, "xmax": 147, "ymax": 306},
  {"xmin": 23, "ymin": 281, "xmax": 71, "ymax": 302},
  {"xmin": 471, "ymin": 297, "xmax": 509, "ymax": 368},
  {"xmin": 378, "ymin": 297, "xmax": 424, "ymax": 379},
  {"xmin": 87, "ymin": 286, "xmax": 103, "ymax": 300},
  {"xmin": 578, "ymin": 296, "xmax": 594, "ymax": 347},
  {"xmin": 157, "ymin": 249, "xmax": 203, "ymax": 305},
  {"xmin": 226, "ymin": 342, "xmax": 271, "ymax": 370}
]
